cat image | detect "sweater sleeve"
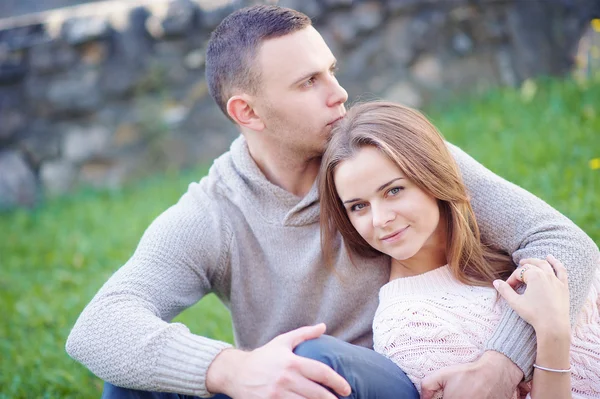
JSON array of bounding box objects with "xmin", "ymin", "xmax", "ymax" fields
[
  {"xmin": 447, "ymin": 143, "xmax": 600, "ymax": 379},
  {"xmin": 66, "ymin": 182, "xmax": 234, "ymax": 396}
]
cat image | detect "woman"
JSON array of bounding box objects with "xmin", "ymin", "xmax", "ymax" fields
[{"xmin": 318, "ymin": 101, "xmax": 600, "ymax": 399}]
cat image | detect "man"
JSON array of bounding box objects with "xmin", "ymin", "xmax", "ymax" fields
[{"xmin": 66, "ymin": 5, "xmax": 599, "ymax": 399}]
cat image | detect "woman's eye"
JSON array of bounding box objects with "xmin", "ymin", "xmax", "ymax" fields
[
  {"xmin": 388, "ymin": 187, "xmax": 404, "ymax": 196},
  {"xmin": 350, "ymin": 203, "xmax": 366, "ymax": 212}
]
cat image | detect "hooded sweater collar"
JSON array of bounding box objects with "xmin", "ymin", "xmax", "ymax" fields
[{"xmin": 214, "ymin": 136, "xmax": 320, "ymax": 226}]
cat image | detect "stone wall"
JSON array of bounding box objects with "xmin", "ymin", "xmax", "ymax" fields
[
  {"xmin": 0, "ymin": 0, "xmax": 598, "ymax": 209},
  {"xmin": 0, "ymin": 0, "xmax": 100, "ymax": 19}
]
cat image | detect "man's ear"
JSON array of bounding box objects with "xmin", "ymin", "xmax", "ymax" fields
[{"xmin": 226, "ymin": 95, "xmax": 265, "ymax": 131}]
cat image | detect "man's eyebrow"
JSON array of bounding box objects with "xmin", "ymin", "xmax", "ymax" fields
[
  {"xmin": 342, "ymin": 177, "xmax": 404, "ymax": 205},
  {"xmin": 291, "ymin": 59, "xmax": 338, "ymax": 86}
]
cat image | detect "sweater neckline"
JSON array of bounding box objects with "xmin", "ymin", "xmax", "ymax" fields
[
  {"xmin": 225, "ymin": 136, "xmax": 320, "ymax": 226},
  {"xmin": 380, "ymin": 265, "xmax": 477, "ymax": 297}
]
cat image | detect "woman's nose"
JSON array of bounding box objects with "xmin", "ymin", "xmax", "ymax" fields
[{"xmin": 372, "ymin": 204, "xmax": 395, "ymax": 228}]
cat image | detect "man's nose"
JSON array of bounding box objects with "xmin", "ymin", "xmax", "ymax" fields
[{"xmin": 327, "ymin": 76, "xmax": 348, "ymax": 107}]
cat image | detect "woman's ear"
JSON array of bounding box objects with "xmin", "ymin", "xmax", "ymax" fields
[{"xmin": 226, "ymin": 95, "xmax": 265, "ymax": 131}]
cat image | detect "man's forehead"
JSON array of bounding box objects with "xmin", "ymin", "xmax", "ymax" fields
[{"xmin": 257, "ymin": 27, "xmax": 335, "ymax": 81}]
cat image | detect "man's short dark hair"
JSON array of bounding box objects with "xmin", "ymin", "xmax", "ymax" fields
[{"xmin": 206, "ymin": 5, "xmax": 312, "ymax": 121}]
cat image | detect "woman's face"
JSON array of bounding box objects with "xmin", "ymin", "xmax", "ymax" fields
[{"xmin": 333, "ymin": 146, "xmax": 443, "ymax": 263}]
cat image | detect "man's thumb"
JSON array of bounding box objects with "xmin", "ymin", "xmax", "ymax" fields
[
  {"xmin": 282, "ymin": 323, "xmax": 326, "ymax": 349},
  {"xmin": 493, "ymin": 279, "xmax": 520, "ymax": 307},
  {"xmin": 420, "ymin": 371, "xmax": 444, "ymax": 399}
]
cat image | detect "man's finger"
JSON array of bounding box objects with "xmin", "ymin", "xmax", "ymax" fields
[
  {"xmin": 279, "ymin": 323, "xmax": 327, "ymax": 349},
  {"xmin": 296, "ymin": 357, "xmax": 351, "ymax": 397},
  {"xmin": 282, "ymin": 392, "xmax": 306, "ymax": 399},
  {"xmin": 493, "ymin": 279, "xmax": 521, "ymax": 308},
  {"xmin": 420, "ymin": 370, "xmax": 445, "ymax": 399}
]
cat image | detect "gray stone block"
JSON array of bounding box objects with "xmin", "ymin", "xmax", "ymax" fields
[
  {"xmin": 29, "ymin": 40, "xmax": 78, "ymax": 75},
  {"xmin": 0, "ymin": 50, "xmax": 27, "ymax": 84},
  {"xmin": 47, "ymin": 69, "xmax": 103, "ymax": 114},
  {"xmin": 277, "ymin": 0, "xmax": 322, "ymax": 18},
  {"xmin": 62, "ymin": 124, "xmax": 112, "ymax": 163},
  {"xmin": 0, "ymin": 87, "xmax": 25, "ymax": 142},
  {"xmin": 39, "ymin": 159, "xmax": 76, "ymax": 197},
  {"xmin": 0, "ymin": 150, "xmax": 38, "ymax": 209},
  {"xmin": 61, "ymin": 17, "xmax": 112, "ymax": 45},
  {"xmin": 161, "ymin": 0, "xmax": 198, "ymax": 37},
  {"xmin": 18, "ymin": 122, "xmax": 61, "ymax": 167}
]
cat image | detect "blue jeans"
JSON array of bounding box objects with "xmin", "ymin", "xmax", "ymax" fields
[{"xmin": 102, "ymin": 335, "xmax": 418, "ymax": 399}]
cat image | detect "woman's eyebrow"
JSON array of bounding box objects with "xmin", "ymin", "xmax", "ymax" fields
[
  {"xmin": 376, "ymin": 177, "xmax": 404, "ymax": 193},
  {"xmin": 343, "ymin": 197, "xmax": 361, "ymax": 205},
  {"xmin": 342, "ymin": 177, "xmax": 404, "ymax": 204}
]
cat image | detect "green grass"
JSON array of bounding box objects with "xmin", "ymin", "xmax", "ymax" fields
[
  {"xmin": 429, "ymin": 77, "xmax": 599, "ymax": 239},
  {"xmin": 1, "ymin": 77, "xmax": 599, "ymax": 398},
  {"xmin": 0, "ymin": 172, "xmax": 234, "ymax": 398}
]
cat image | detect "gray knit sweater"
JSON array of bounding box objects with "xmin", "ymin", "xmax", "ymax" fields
[{"xmin": 66, "ymin": 136, "xmax": 599, "ymax": 396}]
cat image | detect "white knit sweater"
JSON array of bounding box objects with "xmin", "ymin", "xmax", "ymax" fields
[{"xmin": 373, "ymin": 265, "xmax": 600, "ymax": 399}]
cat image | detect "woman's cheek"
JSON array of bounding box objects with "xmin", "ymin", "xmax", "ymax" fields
[{"xmin": 355, "ymin": 218, "xmax": 371, "ymax": 241}]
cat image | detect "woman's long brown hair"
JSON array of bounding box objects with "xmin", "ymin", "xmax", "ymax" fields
[{"xmin": 319, "ymin": 101, "xmax": 514, "ymax": 287}]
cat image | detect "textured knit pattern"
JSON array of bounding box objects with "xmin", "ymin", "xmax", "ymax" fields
[
  {"xmin": 373, "ymin": 265, "xmax": 600, "ymax": 399},
  {"xmin": 66, "ymin": 136, "xmax": 599, "ymax": 395}
]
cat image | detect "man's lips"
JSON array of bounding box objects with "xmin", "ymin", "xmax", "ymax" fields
[
  {"xmin": 327, "ymin": 115, "xmax": 345, "ymax": 126},
  {"xmin": 380, "ymin": 226, "xmax": 409, "ymax": 242}
]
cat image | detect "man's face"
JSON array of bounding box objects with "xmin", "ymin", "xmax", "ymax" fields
[{"xmin": 252, "ymin": 26, "xmax": 348, "ymax": 157}]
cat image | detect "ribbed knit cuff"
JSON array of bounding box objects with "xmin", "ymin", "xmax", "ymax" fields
[
  {"xmin": 154, "ymin": 328, "xmax": 233, "ymax": 397},
  {"xmin": 485, "ymin": 307, "xmax": 536, "ymax": 381}
]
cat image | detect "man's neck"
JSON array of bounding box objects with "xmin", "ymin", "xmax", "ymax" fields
[{"xmin": 246, "ymin": 139, "xmax": 321, "ymax": 198}]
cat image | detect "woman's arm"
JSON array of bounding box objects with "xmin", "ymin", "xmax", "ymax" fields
[
  {"xmin": 448, "ymin": 142, "xmax": 599, "ymax": 378},
  {"xmin": 494, "ymin": 255, "xmax": 572, "ymax": 399},
  {"xmin": 531, "ymin": 329, "xmax": 572, "ymax": 399}
]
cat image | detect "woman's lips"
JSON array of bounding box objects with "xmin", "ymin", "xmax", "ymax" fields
[{"xmin": 380, "ymin": 226, "xmax": 409, "ymax": 243}]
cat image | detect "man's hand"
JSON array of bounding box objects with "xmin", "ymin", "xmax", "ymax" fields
[
  {"xmin": 420, "ymin": 351, "xmax": 523, "ymax": 399},
  {"xmin": 206, "ymin": 323, "xmax": 351, "ymax": 399}
]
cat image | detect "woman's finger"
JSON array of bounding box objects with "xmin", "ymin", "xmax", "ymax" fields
[
  {"xmin": 506, "ymin": 264, "xmax": 526, "ymax": 287},
  {"xmin": 519, "ymin": 258, "xmax": 554, "ymax": 275},
  {"xmin": 517, "ymin": 264, "xmax": 547, "ymax": 284},
  {"xmin": 518, "ymin": 265, "xmax": 529, "ymax": 284},
  {"xmin": 547, "ymin": 254, "xmax": 569, "ymax": 285},
  {"xmin": 493, "ymin": 279, "xmax": 522, "ymax": 310},
  {"xmin": 515, "ymin": 265, "xmax": 532, "ymax": 284}
]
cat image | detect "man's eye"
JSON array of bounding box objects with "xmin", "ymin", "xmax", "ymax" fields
[
  {"xmin": 303, "ymin": 77, "xmax": 315, "ymax": 87},
  {"xmin": 330, "ymin": 66, "xmax": 339, "ymax": 75}
]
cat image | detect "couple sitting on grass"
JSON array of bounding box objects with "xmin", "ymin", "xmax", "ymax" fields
[{"xmin": 66, "ymin": 4, "xmax": 600, "ymax": 399}]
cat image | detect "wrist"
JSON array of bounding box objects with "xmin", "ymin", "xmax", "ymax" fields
[
  {"xmin": 534, "ymin": 323, "xmax": 571, "ymax": 342},
  {"xmin": 535, "ymin": 328, "xmax": 571, "ymax": 370},
  {"xmin": 481, "ymin": 350, "xmax": 523, "ymax": 383},
  {"xmin": 206, "ymin": 348, "xmax": 247, "ymax": 396}
]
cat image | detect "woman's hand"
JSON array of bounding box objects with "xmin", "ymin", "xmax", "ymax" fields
[{"xmin": 493, "ymin": 254, "xmax": 571, "ymax": 334}]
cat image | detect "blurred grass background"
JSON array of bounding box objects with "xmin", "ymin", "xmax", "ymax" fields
[{"xmin": 1, "ymin": 77, "xmax": 599, "ymax": 398}]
